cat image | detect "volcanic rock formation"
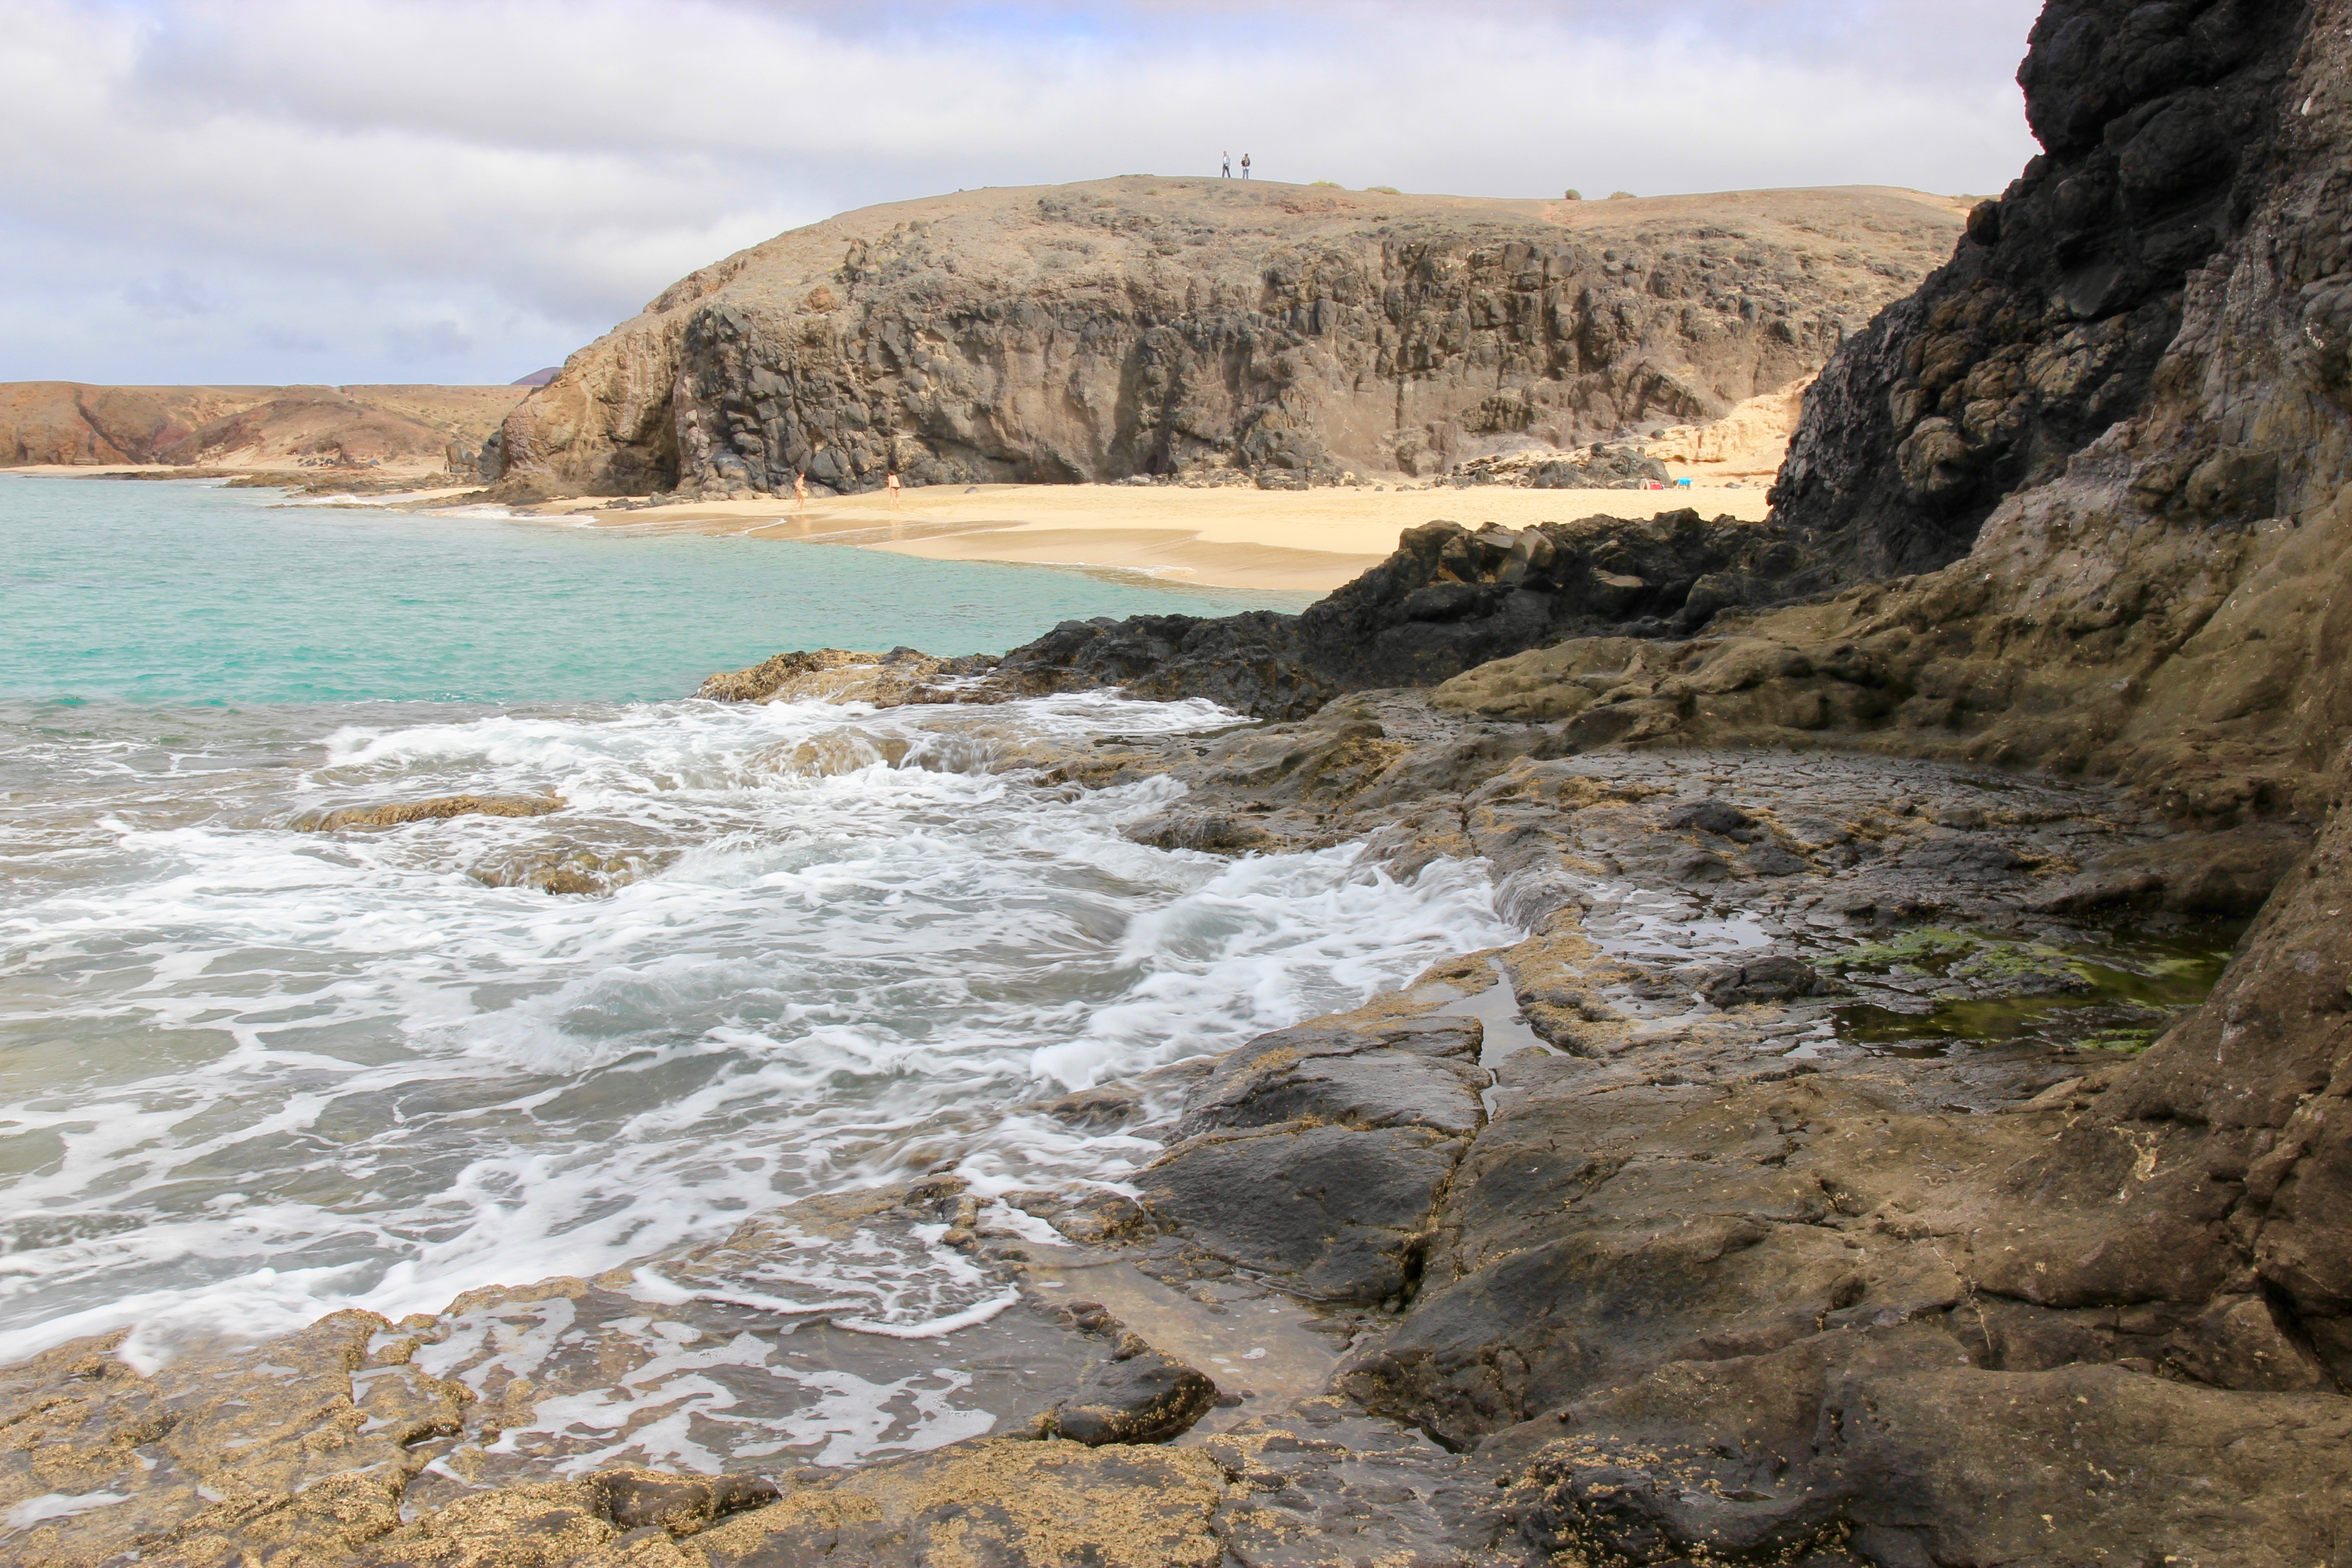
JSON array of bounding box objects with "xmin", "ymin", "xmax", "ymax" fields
[
  {"xmin": 486, "ymin": 182, "xmax": 1963, "ymax": 499},
  {"xmin": 1773, "ymin": 0, "xmax": 2312, "ymax": 576},
  {"xmin": 694, "ymin": 509, "xmax": 1831, "ymax": 721}
]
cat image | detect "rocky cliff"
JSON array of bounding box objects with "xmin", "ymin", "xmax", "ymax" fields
[
  {"xmin": 1772, "ymin": 0, "xmax": 2311, "ymax": 576},
  {"xmin": 487, "ymin": 181, "xmax": 1963, "ymax": 499}
]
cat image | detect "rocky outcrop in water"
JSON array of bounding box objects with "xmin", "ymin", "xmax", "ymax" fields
[
  {"xmin": 697, "ymin": 510, "xmax": 1831, "ymax": 721},
  {"xmin": 292, "ymin": 793, "xmax": 564, "ymax": 831},
  {"xmin": 488, "ymin": 182, "xmax": 1962, "ymax": 500}
]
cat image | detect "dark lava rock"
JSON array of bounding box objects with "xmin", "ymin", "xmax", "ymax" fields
[
  {"xmin": 1173, "ymin": 1019, "xmax": 1487, "ymax": 1141},
  {"xmin": 982, "ymin": 512, "xmax": 1832, "ymax": 718},
  {"xmin": 1663, "ymin": 798, "xmax": 1755, "ymax": 835},
  {"xmin": 1699, "ymin": 956, "xmax": 1839, "ymax": 1007},
  {"xmin": 1773, "ymin": 0, "xmax": 2311, "ymax": 577},
  {"xmin": 1038, "ymin": 1344, "xmax": 1218, "ymax": 1446},
  {"xmin": 1139, "ymin": 1122, "xmax": 1467, "ymax": 1302},
  {"xmin": 2029, "ymin": 819, "xmax": 2310, "ymax": 917},
  {"xmin": 1743, "ymin": 843, "xmax": 1811, "ymax": 877},
  {"xmin": 991, "ymin": 609, "xmax": 1339, "ymax": 721},
  {"xmin": 1526, "ymin": 445, "xmax": 1672, "ymax": 490}
]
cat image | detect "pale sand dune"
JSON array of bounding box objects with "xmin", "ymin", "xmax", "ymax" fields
[{"xmin": 517, "ymin": 483, "xmax": 1774, "ymax": 593}]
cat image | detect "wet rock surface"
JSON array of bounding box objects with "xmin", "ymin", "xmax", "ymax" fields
[
  {"xmin": 13, "ymin": 696, "xmax": 2321, "ymax": 1567},
  {"xmin": 292, "ymin": 793, "xmax": 564, "ymax": 831},
  {"xmin": 0, "ymin": 1180, "xmax": 1233, "ymax": 1567},
  {"xmin": 1139, "ymin": 1122, "xmax": 1468, "ymax": 1304},
  {"xmin": 1034, "ymin": 1343, "xmax": 1216, "ymax": 1446}
]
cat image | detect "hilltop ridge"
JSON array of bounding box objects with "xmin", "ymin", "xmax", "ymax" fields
[
  {"xmin": 0, "ymin": 382, "xmax": 525, "ymax": 477},
  {"xmin": 486, "ymin": 179, "xmax": 1965, "ymax": 499}
]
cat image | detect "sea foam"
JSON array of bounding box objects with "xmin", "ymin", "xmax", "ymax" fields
[{"xmin": 0, "ymin": 688, "xmax": 1515, "ymax": 1366}]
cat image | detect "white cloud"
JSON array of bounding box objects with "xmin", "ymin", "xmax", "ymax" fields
[{"xmin": 0, "ymin": 0, "xmax": 2043, "ymax": 383}]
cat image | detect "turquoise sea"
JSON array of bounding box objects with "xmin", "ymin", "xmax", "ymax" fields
[
  {"xmin": 0, "ymin": 477, "xmax": 1315, "ymax": 705},
  {"xmin": 0, "ymin": 475, "xmax": 1516, "ymax": 1454}
]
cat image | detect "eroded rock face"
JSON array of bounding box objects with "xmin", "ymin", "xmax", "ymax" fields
[
  {"xmin": 1772, "ymin": 0, "xmax": 2311, "ymax": 576},
  {"xmin": 488, "ymin": 181, "xmax": 1961, "ymax": 500}
]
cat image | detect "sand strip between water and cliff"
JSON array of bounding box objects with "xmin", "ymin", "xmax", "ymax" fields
[{"xmin": 485, "ymin": 482, "xmax": 1775, "ymax": 592}]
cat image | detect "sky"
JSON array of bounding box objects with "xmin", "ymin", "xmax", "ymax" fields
[{"xmin": 0, "ymin": 0, "xmax": 2046, "ymax": 386}]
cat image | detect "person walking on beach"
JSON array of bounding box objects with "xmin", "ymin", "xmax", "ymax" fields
[
  {"xmin": 886, "ymin": 470, "xmax": 902, "ymax": 509},
  {"xmin": 1222, "ymin": 151, "xmax": 1231, "ymax": 177},
  {"xmin": 1241, "ymin": 153, "xmax": 1251, "ymax": 179},
  {"xmin": 794, "ymin": 471, "xmax": 808, "ymax": 513}
]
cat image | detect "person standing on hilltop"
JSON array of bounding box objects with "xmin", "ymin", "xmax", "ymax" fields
[
  {"xmin": 1241, "ymin": 153, "xmax": 1251, "ymax": 179},
  {"xmin": 1222, "ymin": 151, "xmax": 1231, "ymax": 177},
  {"xmin": 886, "ymin": 470, "xmax": 902, "ymax": 509}
]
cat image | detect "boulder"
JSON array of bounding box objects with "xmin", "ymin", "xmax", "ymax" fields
[
  {"xmin": 1698, "ymin": 955, "xmax": 1838, "ymax": 1007},
  {"xmin": 1037, "ymin": 1343, "xmax": 1218, "ymax": 1446}
]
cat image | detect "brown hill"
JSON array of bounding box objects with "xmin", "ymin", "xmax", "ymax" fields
[
  {"xmin": 488, "ymin": 179, "xmax": 1966, "ymax": 499},
  {"xmin": 0, "ymin": 382, "xmax": 528, "ymax": 475}
]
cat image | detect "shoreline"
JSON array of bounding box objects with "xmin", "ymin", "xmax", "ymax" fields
[
  {"xmin": 495, "ymin": 481, "xmax": 1777, "ymax": 593},
  {"xmin": 5, "ymin": 468, "xmax": 1779, "ymax": 594}
]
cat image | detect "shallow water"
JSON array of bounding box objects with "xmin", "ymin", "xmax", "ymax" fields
[
  {"xmin": 0, "ymin": 480, "xmax": 1512, "ymax": 1369},
  {"xmin": 1827, "ymin": 926, "xmax": 2234, "ymax": 1054},
  {"xmin": 0, "ymin": 475, "xmax": 1317, "ymax": 705}
]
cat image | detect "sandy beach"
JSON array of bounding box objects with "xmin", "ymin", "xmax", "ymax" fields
[{"xmin": 509, "ymin": 483, "xmax": 1775, "ymax": 593}]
